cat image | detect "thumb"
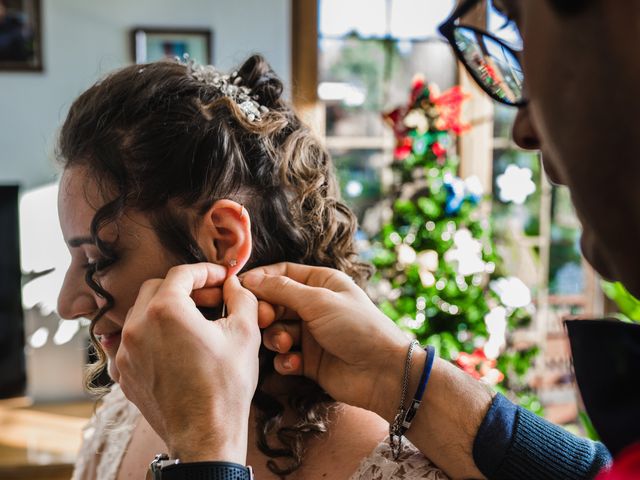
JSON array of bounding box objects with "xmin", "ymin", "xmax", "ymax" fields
[
  {"xmin": 223, "ymin": 275, "xmax": 258, "ymax": 328},
  {"xmin": 241, "ymin": 272, "xmax": 315, "ymax": 315}
]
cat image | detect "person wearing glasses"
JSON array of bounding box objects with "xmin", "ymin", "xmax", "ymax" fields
[{"xmin": 117, "ymin": 0, "xmax": 639, "ymax": 478}]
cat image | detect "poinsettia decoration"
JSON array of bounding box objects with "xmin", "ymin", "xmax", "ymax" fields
[{"xmin": 383, "ymin": 75, "xmax": 470, "ymax": 161}]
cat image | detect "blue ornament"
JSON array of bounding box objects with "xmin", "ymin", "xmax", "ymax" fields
[
  {"xmin": 444, "ymin": 174, "xmax": 466, "ymax": 215},
  {"xmin": 466, "ymin": 191, "xmax": 482, "ymax": 205}
]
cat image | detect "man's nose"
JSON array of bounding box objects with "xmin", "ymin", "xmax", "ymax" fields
[
  {"xmin": 512, "ymin": 106, "xmax": 541, "ymax": 150},
  {"xmin": 511, "ymin": 105, "xmax": 566, "ymax": 186}
]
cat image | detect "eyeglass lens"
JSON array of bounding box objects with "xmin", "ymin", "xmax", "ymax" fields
[{"xmin": 453, "ymin": 26, "xmax": 524, "ymax": 105}]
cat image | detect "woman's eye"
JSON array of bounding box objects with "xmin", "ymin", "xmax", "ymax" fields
[
  {"xmin": 82, "ymin": 257, "xmax": 109, "ymax": 273},
  {"xmin": 82, "ymin": 260, "xmax": 98, "ymax": 272}
]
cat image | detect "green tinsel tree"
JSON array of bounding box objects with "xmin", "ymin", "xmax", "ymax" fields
[{"xmin": 372, "ymin": 76, "xmax": 540, "ymax": 411}]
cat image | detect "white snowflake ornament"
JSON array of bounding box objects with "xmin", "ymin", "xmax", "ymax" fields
[
  {"xmin": 496, "ymin": 165, "xmax": 536, "ymax": 204},
  {"xmin": 490, "ymin": 276, "xmax": 532, "ymax": 308},
  {"xmin": 444, "ymin": 229, "xmax": 486, "ymax": 276}
]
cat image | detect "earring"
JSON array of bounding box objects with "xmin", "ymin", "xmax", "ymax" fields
[{"xmin": 228, "ymin": 259, "xmax": 238, "ymax": 267}]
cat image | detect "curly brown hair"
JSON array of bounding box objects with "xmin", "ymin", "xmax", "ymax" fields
[{"xmin": 57, "ymin": 55, "xmax": 371, "ymax": 477}]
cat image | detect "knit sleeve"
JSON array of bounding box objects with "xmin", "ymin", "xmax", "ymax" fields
[{"xmin": 473, "ymin": 393, "xmax": 612, "ymax": 480}]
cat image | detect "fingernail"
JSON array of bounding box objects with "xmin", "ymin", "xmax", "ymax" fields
[
  {"xmin": 241, "ymin": 272, "xmax": 261, "ymax": 288},
  {"xmin": 282, "ymin": 356, "xmax": 292, "ymax": 370},
  {"xmin": 273, "ymin": 339, "xmax": 281, "ymax": 352}
]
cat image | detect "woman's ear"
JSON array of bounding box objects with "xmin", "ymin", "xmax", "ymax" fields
[{"xmin": 197, "ymin": 199, "xmax": 252, "ymax": 277}]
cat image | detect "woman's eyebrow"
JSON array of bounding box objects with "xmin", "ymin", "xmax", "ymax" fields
[{"xmin": 67, "ymin": 236, "xmax": 93, "ymax": 247}]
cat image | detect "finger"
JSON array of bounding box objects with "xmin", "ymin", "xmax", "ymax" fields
[
  {"xmin": 273, "ymin": 352, "xmax": 303, "ymax": 376},
  {"xmin": 191, "ymin": 286, "xmax": 223, "ymax": 307},
  {"xmin": 240, "ymin": 271, "xmax": 322, "ymax": 314},
  {"xmin": 223, "ymin": 275, "xmax": 258, "ymax": 326},
  {"xmin": 257, "ymin": 301, "xmax": 301, "ymax": 328},
  {"xmin": 122, "ymin": 278, "xmax": 162, "ymax": 329},
  {"xmin": 257, "ymin": 300, "xmax": 276, "ymax": 329},
  {"xmin": 158, "ymin": 263, "xmax": 227, "ymax": 298},
  {"xmin": 244, "ymin": 262, "xmax": 356, "ymax": 294},
  {"xmin": 263, "ymin": 321, "xmax": 301, "ymax": 353},
  {"xmin": 136, "ymin": 278, "xmax": 163, "ymax": 305},
  {"xmin": 243, "ymin": 262, "xmax": 335, "ymax": 289}
]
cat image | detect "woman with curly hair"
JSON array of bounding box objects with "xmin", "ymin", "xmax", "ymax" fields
[{"xmin": 56, "ymin": 55, "xmax": 447, "ymax": 480}]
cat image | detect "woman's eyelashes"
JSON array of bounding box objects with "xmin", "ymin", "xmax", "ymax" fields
[
  {"xmin": 81, "ymin": 256, "xmax": 110, "ymax": 274},
  {"xmin": 81, "ymin": 261, "xmax": 99, "ymax": 277}
]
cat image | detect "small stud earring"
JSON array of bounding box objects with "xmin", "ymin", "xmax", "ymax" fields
[{"xmin": 228, "ymin": 259, "xmax": 238, "ymax": 267}]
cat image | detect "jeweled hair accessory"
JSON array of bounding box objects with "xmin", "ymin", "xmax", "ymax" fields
[{"xmin": 180, "ymin": 54, "xmax": 268, "ymax": 122}]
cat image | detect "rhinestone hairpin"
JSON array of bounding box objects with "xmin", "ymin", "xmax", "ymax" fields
[{"xmin": 180, "ymin": 54, "xmax": 268, "ymax": 122}]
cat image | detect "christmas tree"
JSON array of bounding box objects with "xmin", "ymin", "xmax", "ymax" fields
[{"xmin": 372, "ymin": 76, "xmax": 540, "ymax": 411}]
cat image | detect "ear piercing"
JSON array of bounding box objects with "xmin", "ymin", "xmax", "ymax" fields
[{"xmin": 228, "ymin": 259, "xmax": 238, "ymax": 267}]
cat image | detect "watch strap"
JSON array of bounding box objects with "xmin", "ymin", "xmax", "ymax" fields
[{"xmin": 161, "ymin": 461, "xmax": 253, "ymax": 480}]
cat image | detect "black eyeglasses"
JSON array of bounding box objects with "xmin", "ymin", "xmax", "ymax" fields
[{"xmin": 439, "ymin": 0, "xmax": 526, "ymax": 107}]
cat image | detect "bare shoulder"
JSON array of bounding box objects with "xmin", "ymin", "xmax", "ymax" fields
[{"xmin": 300, "ymin": 403, "xmax": 389, "ymax": 479}]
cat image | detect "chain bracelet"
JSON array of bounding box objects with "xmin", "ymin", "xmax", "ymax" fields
[{"xmin": 389, "ymin": 339, "xmax": 419, "ymax": 460}]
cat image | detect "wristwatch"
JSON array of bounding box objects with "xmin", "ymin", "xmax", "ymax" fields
[{"xmin": 150, "ymin": 453, "xmax": 254, "ymax": 480}]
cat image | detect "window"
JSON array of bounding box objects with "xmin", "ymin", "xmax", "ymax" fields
[{"xmin": 318, "ymin": 0, "xmax": 457, "ymax": 222}]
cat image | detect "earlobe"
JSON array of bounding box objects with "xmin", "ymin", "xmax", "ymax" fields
[{"xmin": 198, "ymin": 199, "xmax": 252, "ymax": 277}]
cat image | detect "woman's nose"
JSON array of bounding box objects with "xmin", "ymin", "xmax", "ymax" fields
[{"xmin": 57, "ymin": 268, "xmax": 98, "ymax": 320}]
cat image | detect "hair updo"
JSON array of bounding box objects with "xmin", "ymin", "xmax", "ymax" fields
[{"xmin": 57, "ymin": 54, "xmax": 371, "ymax": 477}]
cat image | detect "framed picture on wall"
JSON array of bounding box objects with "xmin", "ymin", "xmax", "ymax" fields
[
  {"xmin": 131, "ymin": 27, "xmax": 212, "ymax": 64},
  {"xmin": 0, "ymin": 0, "xmax": 43, "ymax": 71}
]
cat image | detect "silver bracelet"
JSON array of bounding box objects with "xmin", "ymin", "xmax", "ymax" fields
[{"xmin": 389, "ymin": 339, "xmax": 419, "ymax": 460}]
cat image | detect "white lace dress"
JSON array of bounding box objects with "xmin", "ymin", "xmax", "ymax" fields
[{"xmin": 72, "ymin": 385, "xmax": 448, "ymax": 480}]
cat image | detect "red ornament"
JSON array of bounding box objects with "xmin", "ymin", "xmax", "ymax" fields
[
  {"xmin": 394, "ymin": 137, "xmax": 413, "ymax": 161},
  {"xmin": 596, "ymin": 442, "xmax": 640, "ymax": 480},
  {"xmin": 432, "ymin": 141, "xmax": 447, "ymax": 158},
  {"xmin": 455, "ymin": 348, "xmax": 504, "ymax": 384},
  {"xmin": 383, "ymin": 106, "xmax": 409, "ymax": 139},
  {"xmin": 455, "ymin": 348, "xmax": 487, "ymax": 379},
  {"xmin": 410, "ymin": 75, "xmax": 427, "ymax": 104}
]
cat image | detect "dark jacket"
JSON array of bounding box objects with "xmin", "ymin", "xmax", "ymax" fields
[{"xmin": 472, "ymin": 319, "xmax": 640, "ymax": 479}]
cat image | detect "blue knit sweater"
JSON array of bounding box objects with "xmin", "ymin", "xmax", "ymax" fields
[{"xmin": 473, "ymin": 393, "xmax": 612, "ymax": 480}]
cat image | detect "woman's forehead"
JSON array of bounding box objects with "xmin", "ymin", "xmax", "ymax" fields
[
  {"xmin": 58, "ymin": 167, "xmax": 107, "ymax": 242},
  {"xmin": 59, "ymin": 166, "xmax": 158, "ymax": 247}
]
